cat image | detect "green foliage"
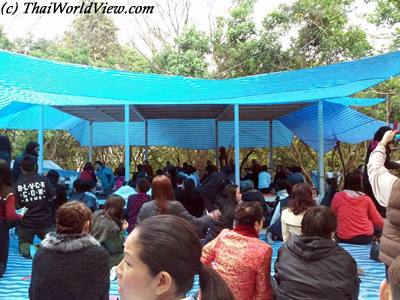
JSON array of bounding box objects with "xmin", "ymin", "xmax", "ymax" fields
[
  {"xmin": 151, "ymin": 27, "xmax": 209, "ymax": 77},
  {"xmin": 373, "ymin": 0, "xmax": 400, "ymax": 26},
  {"xmin": 371, "ymin": 0, "xmax": 400, "ymax": 50},
  {"xmin": 0, "ymin": 26, "xmax": 14, "ymax": 50},
  {"xmin": 211, "ymin": 0, "xmax": 284, "ymax": 77},
  {"xmin": 264, "ymin": 0, "xmax": 372, "ymax": 67}
]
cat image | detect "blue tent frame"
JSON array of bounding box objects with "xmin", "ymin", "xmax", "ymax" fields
[{"xmin": 1, "ymin": 49, "xmax": 400, "ymax": 196}]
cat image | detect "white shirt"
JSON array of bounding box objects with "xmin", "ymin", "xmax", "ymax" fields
[
  {"xmin": 367, "ymin": 144, "xmax": 398, "ymax": 207},
  {"xmin": 281, "ymin": 208, "xmax": 305, "ymax": 242}
]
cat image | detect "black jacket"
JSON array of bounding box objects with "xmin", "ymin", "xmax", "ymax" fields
[
  {"xmin": 176, "ymin": 189, "xmax": 205, "ymax": 218},
  {"xmin": 0, "ymin": 135, "xmax": 11, "ymax": 166},
  {"xmin": 199, "ymin": 171, "xmax": 229, "ymax": 211},
  {"xmin": 274, "ymin": 236, "xmax": 360, "ymax": 300},
  {"xmin": 13, "ymin": 173, "xmax": 56, "ymax": 229},
  {"xmin": 29, "ymin": 232, "xmax": 110, "ymax": 300},
  {"xmin": 12, "ymin": 141, "xmax": 39, "ymax": 182}
]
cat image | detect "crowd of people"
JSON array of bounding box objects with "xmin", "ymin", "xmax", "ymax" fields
[{"xmin": 0, "ymin": 126, "xmax": 400, "ymax": 300}]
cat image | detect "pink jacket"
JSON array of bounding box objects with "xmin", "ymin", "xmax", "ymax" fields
[{"xmin": 201, "ymin": 229, "xmax": 273, "ymax": 300}]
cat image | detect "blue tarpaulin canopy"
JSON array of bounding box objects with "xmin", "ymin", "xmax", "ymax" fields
[
  {"xmin": 0, "ymin": 99, "xmax": 386, "ymax": 151},
  {"xmin": 0, "ymin": 50, "xmax": 399, "ymax": 105},
  {"xmin": 0, "ymin": 49, "xmax": 399, "ymax": 194}
]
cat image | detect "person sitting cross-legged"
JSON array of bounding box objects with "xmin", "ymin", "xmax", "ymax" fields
[
  {"xmin": 13, "ymin": 157, "xmax": 56, "ymax": 258},
  {"xmin": 331, "ymin": 170, "xmax": 383, "ymax": 245},
  {"xmin": 274, "ymin": 205, "xmax": 360, "ymax": 300},
  {"xmin": 202, "ymin": 201, "xmax": 273, "ymax": 300},
  {"xmin": 29, "ymin": 201, "xmax": 110, "ymax": 300}
]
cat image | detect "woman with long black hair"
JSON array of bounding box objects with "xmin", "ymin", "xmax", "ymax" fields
[{"xmin": 116, "ymin": 215, "xmax": 234, "ymax": 300}]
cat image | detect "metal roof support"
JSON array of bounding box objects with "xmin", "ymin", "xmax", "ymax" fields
[
  {"xmin": 88, "ymin": 122, "xmax": 94, "ymax": 162},
  {"xmin": 318, "ymin": 100, "xmax": 325, "ymax": 198},
  {"xmin": 132, "ymin": 106, "xmax": 146, "ymax": 121},
  {"xmin": 144, "ymin": 120, "xmax": 149, "ymax": 161},
  {"xmin": 234, "ymin": 104, "xmax": 240, "ymax": 186},
  {"xmin": 269, "ymin": 120, "xmax": 273, "ymax": 172},
  {"xmin": 215, "ymin": 120, "xmax": 219, "ymax": 170},
  {"xmin": 124, "ymin": 104, "xmax": 130, "ymax": 181},
  {"xmin": 38, "ymin": 104, "xmax": 44, "ymax": 174},
  {"xmin": 216, "ymin": 105, "xmax": 231, "ymax": 121}
]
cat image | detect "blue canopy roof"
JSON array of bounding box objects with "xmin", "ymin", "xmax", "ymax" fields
[
  {"xmin": 279, "ymin": 101, "xmax": 386, "ymax": 152},
  {"xmin": 0, "ymin": 100, "xmax": 386, "ymax": 152},
  {"xmin": 0, "ymin": 50, "xmax": 397, "ymax": 153},
  {"xmin": 0, "ymin": 49, "xmax": 399, "ymax": 105}
]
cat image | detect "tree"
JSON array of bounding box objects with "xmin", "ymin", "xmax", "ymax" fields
[
  {"xmin": 212, "ymin": 0, "xmax": 256, "ymax": 77},
  {"xmin": 151, "ymin": 26, "xmax": 210, "ymax": 76},
  {"xmin": 264, "ymin": 0, "xmax": 372, "ymax": 67},
  {"xmin": 372, "ymin": 0, "xmax": 400, "ymax": 50},
  {"xmin": 0, "ymin": 26, "xmax": 14, "ymax": 50}
]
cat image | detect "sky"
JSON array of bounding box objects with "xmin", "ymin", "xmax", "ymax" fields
[{"xmin": 0, "ymin": 0, "xmax": 395, "ymax": 54}]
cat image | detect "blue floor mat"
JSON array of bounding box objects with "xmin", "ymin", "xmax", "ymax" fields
[{"xmin": 0, "ymin": 233, "xmax": 384, "ymax": 299}]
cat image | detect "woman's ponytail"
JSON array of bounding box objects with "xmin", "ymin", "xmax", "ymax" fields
[{"xmin": 199, "ymin": 264, "xmax": 234, "ymax": 300}]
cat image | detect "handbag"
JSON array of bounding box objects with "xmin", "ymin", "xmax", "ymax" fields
[{"xmin": 369, "ymin": 236, "xmax": 381, "ymax": 262}]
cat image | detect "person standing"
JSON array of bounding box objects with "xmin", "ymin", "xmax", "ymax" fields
[
  {"xmin": 0, "ymin": 160, "xmax": 21, "ymax": 277},
  {"xmin": 367, "ymin": 129, "xmax": 400, "ymax": 277},
  {"xmin": 12, "ymin": 141, "xmax": 39, "ymax": 182},
  {"xmin": 13, "ymin": 157, "xmax": 56, "ymax": 258},
  {"xmin": 142, "ymin": 160, "xmax": 154, "ymax": 178},
  {"xmin": 258, "ymin": 165, "xmax": 272, "ymax": 193},
  {"xmin": 0, "ymin": 136, "xmax": 12, "ymax": 167},
  {"xmin": 364, "ymin": 126, "xmax": 400, "ymax": 217}
]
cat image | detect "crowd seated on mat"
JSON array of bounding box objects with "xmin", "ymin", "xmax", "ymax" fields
[{"xmin": 0, "ymin": 136, "xmax": 398, "ymax": 300}]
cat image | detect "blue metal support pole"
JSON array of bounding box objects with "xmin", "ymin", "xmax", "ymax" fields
[
  {"xmin": 124, "ymin": 104, "xmax": 130, "ymax": 181},
  {"xmin": 318, "ymin": 100, "xmax": 325, "ymax": 198},
  {"xmin": 234, "ymin": 104, "xmax": 240, "ymax": 186},
  {"xmin": 269, "ymin": 120, "xmax": 273, "ymax": 171},
  {"xmin": 144, "ymin": 120, "xmax": 149, "ymax": 161},
  {"xmin": 38, "ymin": 104, "xmax": 44, "ymax": 174},
  {"xmin": 88, "ymin": 122, "xmax": 93, "ymax": 162},
  {"xmin": 215, "ymin": 120, "xmax": 219, "ymax": 170}
]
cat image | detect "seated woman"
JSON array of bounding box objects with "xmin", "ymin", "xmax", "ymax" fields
[
  {"xmin": 331, "ymin": 170, "xmax": 383, "ymax": 245},
  {"xmin": 117, "ymin": 215, "xmax": 233, "ymax": 300},
  {"xmin": 137, "ymin": 175, "xmax": 217, "ymax": 235},
  {"xmin": 281, "ymin": 183, "xmax": 315, "ymax": 242},
  {"xmin": 69, "ymin": 179, "xmax": 97, "ymax": 212},
  {"xmin": 112, "ymin": 164, "xmax": 125, "ymax": 192},
  {"xmin": 202, "ymin": 201, "xmax": 273, "ymax": 300},
  {"xmin": 46, "ymin": 169, "xmax": 67, "ymax": 218},
  {"xmin": 127, "ymin": 178, "xmax": 151, "ymax": 233},
  {"xmin": 201, "ymin": 183, "xmax": 240, "ymax": 245},
  {"xmin": 29, "ymin": 201, "xmax": 109, "ymax": 300},
  {"xmin": 78, "ymin": 162, "xmax": 97, "ymax": 187},
  {"xmin": 92, "ymin": 194, "xmax": 126, "ymax": 268},
  {"xmin": 274, "ymin": 206, "xmax": 360, "ymax": 300}
]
